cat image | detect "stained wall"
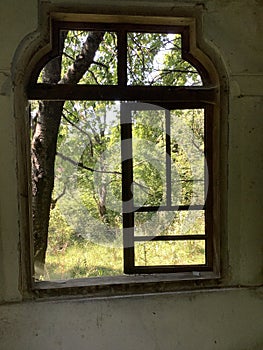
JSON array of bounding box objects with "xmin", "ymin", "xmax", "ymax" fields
[{"xmin": 0, "ymin": 1, "xmax": 262, "ymax": 349}]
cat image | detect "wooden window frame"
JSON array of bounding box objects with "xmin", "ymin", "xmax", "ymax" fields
[{"xmin": 26, "ymin": 15, "xmax": 221, "ymax": 296}]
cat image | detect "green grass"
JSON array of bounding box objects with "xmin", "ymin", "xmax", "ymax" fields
[
  {"xmin": 44, "ymin": 239, "xmax": 205, "ymax": 280},
  {"xmin": 44, "ymin": 207, "xmax": 206, "ymax": 281},
  {"xmin": 44, "ymin": 241, "xmax": 123, "ymax": 280}
]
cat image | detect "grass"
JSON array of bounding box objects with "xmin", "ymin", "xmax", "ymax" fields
[
  {"xmin": 44, "ymin": 206, "xmax": 206, "ymax": 281},
  {"xmin": 44, "ymin": 241, "xmax": 123, "ymax": 280},
  {"xmin": 44, "ymin": 239, "xmax": 205, "ymax": 280},
  {"xmin": 45, "ymin": 206, "xmax": 123, "ymax": 280}
]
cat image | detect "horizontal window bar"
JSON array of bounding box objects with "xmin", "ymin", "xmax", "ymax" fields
[
  {"xmin": 133, "ymin": 205, "xmax": 205, "ymax": 212},
  {"xmin": 134, "ymin": 235, "xmax": 206, "ymax": 241},
  {"xmin": 53, "ymin": 21, "xmax": 188, "ymax": 33},
  {"xmin": 125, "ymin": 265, "xmax": 210, "ymax": 274},
  {"xmin": 28, "ymin": 85, "xmax": 217, "ymax": 104}
]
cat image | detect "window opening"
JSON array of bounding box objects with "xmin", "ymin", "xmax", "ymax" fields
[{"xmin": 28, "ymin": 20, "xmax": 218, "ymax": 281}]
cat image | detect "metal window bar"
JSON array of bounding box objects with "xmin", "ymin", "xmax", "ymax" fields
[
  {"xmin": 166, "ymin": 109, "xmax": 172, "ymax": 207},
  {"xmin": 121, "ymin": 103, "xmax": 208, "ymax": 273},
  {"xmin": 117, "ymin": 30, "xmax": 127, "ymax": 86},
  {"xmin": 120, "ymin": 103, "xmax": 135, "ymax": 272},
  {"xmin": 133, "ymin": 205, "xmax": 205, "ymax": 212},
  {"xmin": 134, "ymin": 235, "xmax": 206, "ymax": 241}
]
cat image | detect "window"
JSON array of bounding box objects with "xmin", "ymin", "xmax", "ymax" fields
[{"xmin": 27, "ymin": 16, "xmax": 220, "ymax": 288}]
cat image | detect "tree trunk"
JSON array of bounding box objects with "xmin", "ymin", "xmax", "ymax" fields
[
  {"xmin": 31, "ymin": 31, "xmax": 104, "ymax": 276},
  {"xmin": 32, "ymin": 101, "xmax": 64, "ymax": 274}
]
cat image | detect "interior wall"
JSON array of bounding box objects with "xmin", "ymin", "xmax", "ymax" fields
[{"xmin": 0, "ymin": 0, "xmax": 262, "ymax": 349}]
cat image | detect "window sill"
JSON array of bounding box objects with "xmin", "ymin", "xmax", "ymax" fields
[{"xmin": 32, "ymin": 272, "xmax": 220, "ymax": 298}]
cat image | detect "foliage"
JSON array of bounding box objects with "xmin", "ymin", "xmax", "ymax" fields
[
  {"xmin": 33, "ymin": 28, "xmax": 206, "ymax": 279},
  {"xmin": 62, "ymin": 31, "xmax": 117, "ymax": 84},
  {"xmin": 127, "ymin": 33, "xmax": 202, "ymax": 86}
]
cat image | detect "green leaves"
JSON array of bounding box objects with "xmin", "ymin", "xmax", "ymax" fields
[
  {"xmin": 62, "ymin": 31, "xmax": 118, "ymax": 85},
  {"xmin": 58, "ymin": 30, "xmax": 202, "ymax": 86},
  {"xmin": 127, "ymin": 32, "xmax": 202, "ymax": 86}
]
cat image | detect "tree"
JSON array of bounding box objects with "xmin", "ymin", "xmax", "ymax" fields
[
  {"xmin": 31, "ymin": 31, "xmax": 105, "ymax": 274},
  {"xmin": 31, "ymin": 28, "xmax": 203, "ymax": 276}
]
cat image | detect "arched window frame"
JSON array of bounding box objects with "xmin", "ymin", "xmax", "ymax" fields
[{"xmin": 23, "ymin": 14, "xmax": 222, "ymax": 296}]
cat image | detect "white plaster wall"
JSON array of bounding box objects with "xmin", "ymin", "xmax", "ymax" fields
[
  {"xmin": 0, "ymin": 288, "xmax": 262, "ymax": 350},
  {"xmin": 0, "ymin": 0, "xmax": 262, "ymax": 349},
  {"xmin": 0, "ymin": 0, "xmax": 38, "ymax": 302}
]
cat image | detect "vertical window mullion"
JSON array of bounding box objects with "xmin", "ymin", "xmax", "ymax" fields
[
  {"xmin": 165, "ymin": 109, "xmax": 172, "ymax": 208},
  {"xmin": 121, "ymin": 103, "xmax": 135, "ymax": 273},
  {"xmin": 117, "ymin": 30, "xmax": 127, "ymax": 86},
  {"xmin": 204, "ymin": 105, "xmax": 213, "ymax": 268}
]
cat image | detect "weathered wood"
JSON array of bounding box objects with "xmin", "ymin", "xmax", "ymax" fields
[{"xmin": 28, "ymin": 85, "xmax": 217, "ymax": 105}]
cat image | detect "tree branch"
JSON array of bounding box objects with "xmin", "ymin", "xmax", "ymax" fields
[
  {"xmin": 60, "ymin": 31, "xmax": 105, "ymax": 84},
  {"xmin": 56, "ymin": 152, "xmax": 122, "ymax": 175},
  {"xmin": 51, "ymin": 186, "xmax": 66, "ymax": 209},
  {"xmin": 92, "ymin": 60, "xmax": 109, "ymax": 70},
  {"xmin": 62, "ymin": 112, "xmax": 91, "ymax": 139}
]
